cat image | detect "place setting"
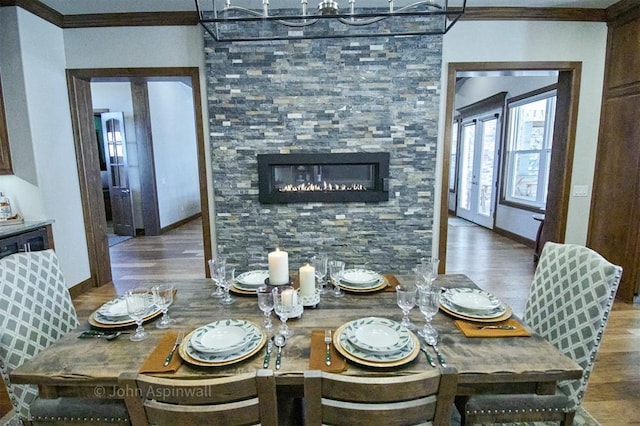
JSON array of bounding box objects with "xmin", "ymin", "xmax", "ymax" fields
[
  {"xmin": 439, "ymin": 287, "xmax": 513, "ymax": 322},
  {"xmin": 333, "ymin": 267, "xmax": 389, "ymax": 293},
  {"xmin": 88, "ymin": 287, "xmax": 164, "ymax": 331}
]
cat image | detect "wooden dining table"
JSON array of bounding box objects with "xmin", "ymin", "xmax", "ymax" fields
[{"xmin": 10, "ymin": 274, "xmax": 582, "ymax": 403}]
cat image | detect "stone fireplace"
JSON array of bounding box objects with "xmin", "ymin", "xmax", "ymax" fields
[{"xmin": 204, "ymin": 33, "xmax": 442, "ymax": 273}]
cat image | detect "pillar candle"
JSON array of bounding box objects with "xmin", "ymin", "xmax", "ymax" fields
[
  {"xmin": 282, "ymin": 288, "xmax": 298, "ymax": 307},
  {"xmin": 268, "ymin": 248, "xmax": 289, "ymax": 285},
  {"xmin": 299, "ymin": 263, "xmax": 315, "ymax": 298}
]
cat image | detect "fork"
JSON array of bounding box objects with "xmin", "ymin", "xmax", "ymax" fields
[{"xmin": 324, "ymin": 329, "xmax": 332, "ymax": 366}]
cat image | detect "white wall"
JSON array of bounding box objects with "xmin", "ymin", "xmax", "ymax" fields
[
  {"xmin": 436, "ymin": 20, "xmax": 608, "ymax": 254},
  {"xmin": 148, "ymin": 81, "xmax": 201, "ymax": 228},
  {"xmin": 0, "ymin": 7, "xmax": 90, "ymax": 287}
]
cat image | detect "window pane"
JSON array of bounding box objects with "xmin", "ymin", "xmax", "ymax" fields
[
  {"xmin": 459, "ymin": 124, "xmax": 475, "ymax": 210},
  {"xmin": 449, "ymin": 121, "xmax": 458, "ymax": 191},
  {"xmin": 478, "ymin": 118, "xmax": 497, "ymax": 216},
  {"xmin": 511, "ymin": 152, "xmax": 540, "ymax": 201},
  {"xmin": 514, "ymin": 98, "xmax": 548, "ymax": 151}
]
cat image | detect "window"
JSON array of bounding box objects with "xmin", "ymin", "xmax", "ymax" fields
[{"xmin": 503, "ymin": 89, "xmax": 556, "ymax": 210}]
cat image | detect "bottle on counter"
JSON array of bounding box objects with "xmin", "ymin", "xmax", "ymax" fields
[{"xmin": 0, "ymin": 192, "xmax": 12, "ymax": 221}]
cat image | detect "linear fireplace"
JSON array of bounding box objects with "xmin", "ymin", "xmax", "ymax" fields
[{"xmin": 257, "ymin": 152, "xmax": 390, "ymax": 204}]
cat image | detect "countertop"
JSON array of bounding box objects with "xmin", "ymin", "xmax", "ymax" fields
[{"xmin": 0, "ymin": 219, "xmax": 52, "ymax": 239}]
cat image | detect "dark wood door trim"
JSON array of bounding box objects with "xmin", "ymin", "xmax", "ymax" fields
[
  {"xmin": 66, "ymin": 67, "xmax": 212, "ymax": 287},
  {"xmin": 440, "ymin": 61, "xmax": 581, "ymax": 274}
]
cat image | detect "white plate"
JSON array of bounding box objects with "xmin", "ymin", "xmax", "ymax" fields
[
  {"xmin": 339, "ymin": 319, "xmax": 415, "ymax": 362},
  {"xmin": 446, "ymin": 288, "xmax": 501, "ymax": 312},
  {"xmin": 345, "ymin": 317, "xmax": 410, "ymax": 355},
  {"xmin": 186, "ymin": 321, "xmax": 263, "ymax": 363},
  {"xmin": 340, "ymin": 269, "xmax": 381, "ymax": 285},
  {"xmin": 338, "ymin": 276, "xmax": 386, "ymax": 290},
  {"xmin": 190, "ymin": 319, "xmax": 259, "ymax": 355},
  {"xmin": 96, "ymin": 296, "xmax": 158, "ymax": 322},
  {"xmin": 235, "ymin": 270, "xmax": 269, "ymax": 287},
  {"xmin": 440, "ymin": 290, "xmax": 506, "ymax": 320}
]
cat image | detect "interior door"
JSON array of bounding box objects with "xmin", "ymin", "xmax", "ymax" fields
[
  {"xmin": 456, "ymin": 113, "xmax": 500, "ymax": 229},
  {"xmin": 102, "ymin": 112, "xmax": 135, "ymax": 236}
]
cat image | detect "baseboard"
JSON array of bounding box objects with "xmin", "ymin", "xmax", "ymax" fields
[
  {"xmin": 492, "ymin": 226, "xmax": 536, "ymax": 249},
  {"xmin": 68, "ymin": 277, "xmax": 96, "ymax": 299},
  {"xmin": 160, "ymin": 212, "xmax": 201, "ymax": 234}
]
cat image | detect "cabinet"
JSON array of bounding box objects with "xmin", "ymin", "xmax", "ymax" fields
[{"xmin": 0, "ymin": 225, "xmax": 53, "ymax": 259}]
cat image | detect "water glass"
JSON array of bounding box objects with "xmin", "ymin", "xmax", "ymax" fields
[
  {"xmin": 207, "ymin": 256, "xmax": 226, "ymax": 298},
  {"xmin": 152, "ymin": 284, "xmax": 176, "ymax": 329},
  {"xmin": 257, "ymin": 285, "xmax": 274, "ymax": 331},
  {"xmin": 272, "ymin": 286, "xmax": 302, "ymax": 337},
  {"xmin": 420, "ymin": 257, "xmax": 440, "ymax": 285},
  {"xmin": 328, "ymin": 260, "xmax": 345, "ymax": 298},
  {"xmin": 219, "ymin": 267, "xmax": 236, "ymax": 305},
  {"xmin": 312, "ymin": 254, "xmax": 328, "ymax": 294},
  {"xmin": 396, "ymin": 283, "xmax": 417, "ymax": 329},
  {"xmin": 125, "ymin": 287, "xmax": 152, "ymax": 341},
  {"xmin": 417, "ymin": 286, "xmax": 441, "ymax": 344}
]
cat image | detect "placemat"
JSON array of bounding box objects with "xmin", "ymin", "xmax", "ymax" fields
[
  {"xmin": 139, "ymin": 331, "xmax": 183, "ymax": 373},
  {"xmin": 309, "ymin": 330, "xmax": 347, "ymax": 373},
  {"xmin": 383, "ymin": 274, "xmax": 400, "ymax": 291},
  {"xmin": 455, "ymin": 318, "xmax": 531, "ymax": 338}
]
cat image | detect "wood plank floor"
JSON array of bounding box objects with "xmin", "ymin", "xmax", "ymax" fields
[{"xmin": 69, "ymin": 217, "xmax": 640, "ymax": 425}]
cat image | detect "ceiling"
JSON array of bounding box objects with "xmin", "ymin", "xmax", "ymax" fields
[{"xmin": 37, "ymin": 0, "xmax": 620, "ymax": 15}]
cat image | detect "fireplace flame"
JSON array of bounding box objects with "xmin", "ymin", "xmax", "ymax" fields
[{"xmin": 278, "ymin": 182, "xmax": 367, "ymax": 193}]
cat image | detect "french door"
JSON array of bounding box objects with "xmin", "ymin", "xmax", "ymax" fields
[{"xmin": 456, "ymin": 112, "xmax": 501, "ymax": 229}]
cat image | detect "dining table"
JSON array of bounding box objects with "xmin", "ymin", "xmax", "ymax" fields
[{"xmin": 10, "ymin": 273, "xmax": 582, "ymax": 406}]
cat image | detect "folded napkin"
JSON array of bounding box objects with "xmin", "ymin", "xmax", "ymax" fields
[
  {"xmin": 383, "ymin": 274, "xmax": 401, "ymax": 292},
  {"xmin": 139, "ymin": 331, "xmax": 183, "ymax": 373},
  {"xmin": 455, "ymin": 318, "xmax": 531, "ymax": 338},
  {"xmin": 309, "ymin": 330, "xmax": 347, "ymax": 373}
]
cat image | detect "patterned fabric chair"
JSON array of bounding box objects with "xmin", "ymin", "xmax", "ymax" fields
[
  {"xmin": 0, "ymin": 250, "xmax": 129, "ymax": 425},
  {"xmin": 456, "ymin": 242, "xmax": 622, "ymax": 425}
]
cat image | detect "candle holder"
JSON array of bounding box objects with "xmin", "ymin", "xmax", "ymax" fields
[
  {"xmin": 264, "ymin": 277, "xmax": 294, "ymax": 286},
  {"xmin": 300, "ymin": 287, "xmax": 321, "ymax": 308}
]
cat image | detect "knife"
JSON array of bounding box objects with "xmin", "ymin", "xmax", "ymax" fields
[
  {"xmin": 263, "ymin": 339, "xmax": 273, "ymax": 368},
  {"xmin": 164, "ymin": 332, "xmax": 183, "ymax": 366},
  {"xmin": 419, "ymin": 341, "xmax": 437, "ymax": 368}
]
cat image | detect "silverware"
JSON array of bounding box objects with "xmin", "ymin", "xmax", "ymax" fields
[
  {"xmin": 419, "ymin": 341, "xmax": 437, "ymax": 368},
  {"xmin": 427, "ymin": 340, "xmax": 447, "ymax": 368},
  {"xmin": 274, "ymin": 334, "xmax": 286, "ymax": 370},
  {"xmin": 324, "ymin": 329, "xmax": 332, "ymax": 366},
  {"xmin": 478, "ymin": 325, "xmax": 516, "ymax": 330},
  {"xmin": 263, "ymin": 338, "xmax": 274, "ymax": 368},
  {"xmin": 163, "ymin": 332, "xmax": 183, "ymax": 366},
  {"xmin": 78, "ymin": 331, "xmax": 127, "ymax": 340}
]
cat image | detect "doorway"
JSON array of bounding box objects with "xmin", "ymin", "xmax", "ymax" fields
[
  {"xmin": 66, "ymin": 67, "xmax": 212, "ymax": 289},
  {"xmin": 439, "ymin": 62, "xmax": 582, "ymax": 274}
]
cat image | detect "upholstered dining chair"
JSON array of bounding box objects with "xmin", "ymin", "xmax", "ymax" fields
[
  {"xmin": 303, "ymin": 367, "xmax": 458, "ymax": 426},
  {"xmin": 0, "ymin": 250, "xmax": 129, "ymax": 425},
  {"xmin": 120, "ymin": 369, "xmax": 279, "ymax": 426},
  {"xmin": 456, "ymin": 242, "xmax": 623, "ymax": 425}
]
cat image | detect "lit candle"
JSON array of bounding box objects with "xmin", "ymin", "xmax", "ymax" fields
[
  {"xmin": 268, "ymin": 248, "xmax": 289, "ymax": 285},
  {"xmin": 299, "ymin": 263, "xmax": 315, "ymax": 298}
]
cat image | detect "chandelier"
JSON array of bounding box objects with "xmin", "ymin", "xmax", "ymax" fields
[{"xmin": 195, "ymin": 0, "xmax": 466, "ymax": 41}]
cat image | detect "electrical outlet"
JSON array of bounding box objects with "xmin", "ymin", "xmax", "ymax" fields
[{"xmin": 572, "ymin": 185, "xmax": 589, "ymax": 197}]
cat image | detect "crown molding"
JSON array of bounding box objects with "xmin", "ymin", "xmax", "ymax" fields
[{"xmin": 461, "ymin": 7, "xmax": 607, "ymax": 22}]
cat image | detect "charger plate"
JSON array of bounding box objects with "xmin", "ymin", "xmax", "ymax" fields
[
  {"xmin": 440, "ymin": 301, "xmax": 513, "ymax": 323},
  {"xmin": 230, "ymin": 284, "xmax": 257, "ymax": 295},
  {"xmin": 179, "ymin": 325, "xmax": 266, "ymax": 367},
  {"xmin": 88, "ymin": 300, "xmax": 163, "ymax": 329},
  {"xmin": 338, "ymin": 276, "xmax": 388, "ymax": 293},
  {"xmin": 333, "ymin": 321, "xmax": 419, "ymax": 368}
]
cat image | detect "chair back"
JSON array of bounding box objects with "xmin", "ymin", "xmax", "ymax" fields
[
  {"xmin": 303, "ymin": 367, "xmax": 457, "ymax": 426},
  {"xmin": 523, "ymin": 242, "xmax": 622, "ymax": 409},
  {"xmin": 0, "ymin": 250, "xmax": 79, "ymax": 420},
  {"xmin": 120, "ymin": 369, "xmax": 278, "ymax": 426}
]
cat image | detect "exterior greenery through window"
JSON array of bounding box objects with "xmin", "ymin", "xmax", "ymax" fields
[{"xmin": 504, "ymin": 89, "xmax": 556, "ymax": 210}]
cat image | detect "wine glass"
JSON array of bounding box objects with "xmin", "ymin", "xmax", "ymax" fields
[
  {"xmin": 312, "ymin": 254, "xmax": 328, "ymax": 295},
  {"xmin": 257, "ymin": 285, "xmax": 274, "ymax": 331},
  {"xmin": 272, "ymin": 286, "xmax": 302, "ymax": 337},
  {"xmin": 420, "ymin": 257, "xmax": 440, "ymax": 286},
  {"xmin": 219, "ymin": 267, "xmax": 236, "ymax": 305},
  {"xmin": 396, "ymin": 283, "xmax": 417, "ymax": 329},
  {"xmin": 152, "ymin": 284, "xmax": 176, "ymax": 329},
  {"xmin": 414, "ymin": 263, "xmax": 433, "ymax": 290},
  {"xmin": 207, "ymin": 256, "xmax": 226, "ymax": 298},
  {"xmin": 125, "ymin": 287, "xmax": 153, "ymax": 341},
  {"xmin": 417, "ymin": 286, "xmax": 441, "ymax": 344},
  {"xmin": 328, "ymin": 260, "xmax": 345, "ymax": 298}
]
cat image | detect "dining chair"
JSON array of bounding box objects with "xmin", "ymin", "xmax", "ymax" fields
[
  {"xmin": 303, "ymin": 367, "xmax": 458, "ymax": 426},
  {"xmin": 120, "ymin": 369, "xmax": 279, "ymax": 426},
  {"xmin": 455, "ymin": 242, "xmax": 623, "ymax": 425},
  {"xmin": 0, "ymin": 250, "xmax": 130, "ymax": 425}
]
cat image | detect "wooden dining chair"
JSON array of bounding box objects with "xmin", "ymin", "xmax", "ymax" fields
[
  {"xmin": 455, "ymin": 242, "xmax": 623, "ymax": 425},
  {"xmin": 0, "ymin": 249, "xmax": 130, "ymax": 425},
  {"xmin": 303, "ymin": 367, "xmax": 458, "ymax": 426},
  {"xmin": 120, "ymin": 369, "xmax": 279, "ymax": 426}
]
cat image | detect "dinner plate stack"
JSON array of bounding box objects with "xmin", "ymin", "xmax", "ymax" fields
[
  {"xmin": 231, "ymin": 270, "xmax": 270, "ymax": 294},
  {"xmin": 333, "ymin": 317, "xmax": 420, "ymax": 367},
  {"xmin": 180, "ymin": 319, "xmax": 266, "ymax": 366},
  {"xmin": 90, "ymin": 296, "xmax": 162, "ymax": 328},
  {"xmin": 337, "ymin": 269, "xmax": 387, "ymax": 292},
  {"xmin": 440, "ymin": 288, "xmax": 512, "ymax": 322}
]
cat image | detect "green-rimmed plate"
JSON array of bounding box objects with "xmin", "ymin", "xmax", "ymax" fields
[
  {"xmin": 345, "ymin": 317, "xmax": 410, "ymax": 355},
  {"xmin": 185, "ymin": 320, "xmax": 263, "ymax": 364},
  {"xmin": 191, "ymin": 319, "xmax": 259, "ymax": 355},
  {"xmin": 340, "ymin": 317, "xmax": 414, "ymax": 362}
]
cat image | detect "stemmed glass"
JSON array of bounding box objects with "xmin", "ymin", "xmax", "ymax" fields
[
  {"xmin": 396, "ymin": 283, "xmax": 417, "ymax": 329},
  {"xmin": 207, "ymin": 256, "xmax": 226, "ymax": 298},
  {"xmin": 328, "ymin": 260, "xmax": 345, "ymax": 298},
  {"xmin": 125, "ymin": 287, "xmax": 153, "ymax": 341},
  {"xmin": 272, "ymin": 285, "xmax": 302, "ymax": 337},
  {"xmin": 417, "ymin": 286, "xmax": 441, "ymax": 344},
  {"xmin": 257, "ymin": 285, "xmax": 274, "ymax": 331},
  {"xmin": 219, "ymin": 267, "xmax": 236, "ymax": 305},
  {"xmin": 312, "ymin": 254, "xmax": 328, "ymax": 295},
  {"xmin": 420, "ymin": 257, "xmax": 440, "ymax": 286},
  {"xmin": 152, "ymin": 284, "xmax": 176, "ymax": 329}
]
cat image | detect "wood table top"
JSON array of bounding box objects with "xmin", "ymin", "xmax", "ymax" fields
[{"xmin": 10, "ymin": 274, "xmax": 582, "ymax": 398}]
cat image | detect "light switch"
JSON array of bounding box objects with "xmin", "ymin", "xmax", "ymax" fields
[{"xmin": 572, "ymin": 185, "xmax": 589, "ymax": 197}]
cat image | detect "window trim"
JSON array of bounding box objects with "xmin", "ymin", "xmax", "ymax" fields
[{"xmin": 0, "ymin": 70, "xmax": 13, "ymax": 174}]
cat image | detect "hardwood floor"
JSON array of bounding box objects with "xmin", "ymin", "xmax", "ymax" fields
[{"xmin": 68, "ymin": 217, "xmax": 639, "ymax": 425}]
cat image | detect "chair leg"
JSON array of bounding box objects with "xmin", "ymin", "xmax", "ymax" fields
[{"xmin": 561, "ymin": 410, "xmax": 575, "ymax": 426}]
